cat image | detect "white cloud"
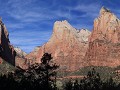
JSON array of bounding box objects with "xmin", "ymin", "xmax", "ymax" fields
[
  {"xmin": 6, "ymin": 23, "xmax": 26, "ymax": 29},
  {"xmin": 0, "ymin": 0, "xmax": 103, "ymax": 52},
  {"xmin": 71, "ymin": 3, "xmax": 101, "ymax": 18}
]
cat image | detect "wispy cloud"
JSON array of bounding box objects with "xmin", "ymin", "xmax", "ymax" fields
[
  {"xmin": 73, "ymin": 4, "xmax": 100, "ymax": 18},
  {"xmin": 0, "ymin": 0, "xmax": 119, "ymax": 53},
  {"xmin": 10, "ymin": 29, "xmax": 52, "ymax": 53},
  {"xmin": 6, "ymin": 23, "xmax": 26, "ymax": 29}
]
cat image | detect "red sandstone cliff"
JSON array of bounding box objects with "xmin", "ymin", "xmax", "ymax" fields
[
  {"xmin": 26, "ymin": 20, "xmax": 91, "ymax": 71},
  {"xmin": 14, "ymin": 47, "xmax": 29, "ymax": 69},
  {"xmin": 85, "ymin": 7, "xmax": 120, "ymax": 67},
  {"xmin": 20, "ymin": 7, "xmax": 120, "ymax": 71},
  {"xmin": 0, "ymin": 19, "xmax": 16, "ymax": 65}
]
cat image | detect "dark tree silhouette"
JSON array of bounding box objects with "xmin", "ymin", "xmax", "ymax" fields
[
  {"xmin": 0, "ymin": 53, "xmax": 59, "ymax": 90},
  {"xmin": 73, "ymin": 79, "xmax": 79, "ymax": 90},
  {"xmin": 64, "ymin": 79, "xmax": 73, "ymax": 90},
  {"xmin": 35, "ymin": 53, "xmax": 59, "ymax": 89}
]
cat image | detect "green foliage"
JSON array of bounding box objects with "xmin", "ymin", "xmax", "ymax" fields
[
  {"xmin": 64, "ymin": 68, "xmax": 120, "ymax": 90},
  {"xmin": 0, "ymin": 59, "xmax": 15, "ymax": 74},
  {"xmin": 57, "ymin": 66, "xmax": 115, "ymax": 82},
  {"xmin": 72, "ymin": 66, "xmax": 115, "ymax": 80}
]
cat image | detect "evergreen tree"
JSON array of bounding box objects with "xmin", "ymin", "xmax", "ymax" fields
[{"xmin": 0, "ymin": 53, "xmax": 59, "ymax": 90}]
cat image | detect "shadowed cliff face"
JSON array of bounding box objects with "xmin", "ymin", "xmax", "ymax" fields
[
  {"xmin": 26, "ymin": 20, "xmax": 91, "ymax": 71},
  {"xmin": 85, "ymin": 7, "xmax": 120, "ymax": 67},
  {"xmin": 0, "ymin": 20, "xmax": 16, "ymax": 66}
]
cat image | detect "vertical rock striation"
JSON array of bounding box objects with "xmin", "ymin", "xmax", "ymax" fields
[{"xmin": 85, "ymin": 7, "xmax": 120, "ymax": 67}]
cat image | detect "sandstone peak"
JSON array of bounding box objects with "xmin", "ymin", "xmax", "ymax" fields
[
  {"xmin": 85, "ymin": 7, "xmax": 120, "ymax": 67},
  {"xmin": 51, "ymin": 20, "xmax": 80, "ymax": 42},
  {"xmin": 54, "ymin": 20, "xmax": 69, "ymax": 25},
  {"xmin": 91, "ymin": 7, "xmax": 120, "ymax": 43},
  {"xmin": 15, "ymin": 7, "xmax": 120, "ymax": 72},
  {"xmin": 14, "ymin": 47, "xmax": 27, "ymax": 57},
  {"xmin": 54, "ymin": 20, "xmax": 74, "ymax": 30},
  {"xmin": 100, "ymin": 6, "xmax": 111, "ymax": 15},
  {"xmin": 25, "ymin": 20, "xmax": 91, "ymax": 71}
]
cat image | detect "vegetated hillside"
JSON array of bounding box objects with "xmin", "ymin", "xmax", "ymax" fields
[
  {"xmin": 0, "ymin": 59, "xmax": 15, "ymax": 74},
  {"xmin": 57, "ymin": 66, "xmax": 114, "ymax": 78}
]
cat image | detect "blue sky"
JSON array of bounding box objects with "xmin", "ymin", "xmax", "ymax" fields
[{"xmin": 0, "ymin": 0, "xmax": 120, "ymax": 53}]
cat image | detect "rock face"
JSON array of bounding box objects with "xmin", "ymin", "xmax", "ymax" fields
[
  {"xmin": 85, "ymin": 7, "xmax": 120, "ymax": 67},
  {"xmin": 2, "ymin": 6, "xmax": 120, "ymax": 72},
  {"xmin": 26, "ymin": 46, "xmax": 41, "ymax": 64},
  {"xmin": 26, "ymin": 20, "xmax": 91, "ymax": 71},
  {"xmin": 0, "ymin": 19, "xmax": 16, "ymax": 65},
  {"xmin": 15, "ymin": 46, "xmax": 41, "ymax": 69},
  {"xmin": 17, "ymin": 7, "xmax": 120, "ymax": 71},
  {"xmin": 15, "ymin": 56, "xmax": 28, "ymax": 69},
  {"xmin": 15, "ymin": 47, "xmax": 28, "ymax": 69},
  {"xmin": 14, "ymin": 47, "xmax": 27, "ymax": 58}
]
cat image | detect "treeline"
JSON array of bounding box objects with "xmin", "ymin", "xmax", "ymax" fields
[
  {"xmin": 0, "ymin": 53, "xmax": 120, "ymax": 90},
  {"xmin": 64, "ymin": 68, "xmax": 120, "ymax": 90}
]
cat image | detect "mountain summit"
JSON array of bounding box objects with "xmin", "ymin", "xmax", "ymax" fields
[
  {"xmin": 100, "ymin": 6, "xmax": 111, "ymax": 15},
  {"xmin": 26, "ymin": 20, "xmax": 91, "ymax": 71},
  {"xmin": 4, "ymin": 7, "xmax": 120, "ymax": 72},
  {"xmin": 85, "ymin": 7, "xmax": 120, "ymax": 67}
]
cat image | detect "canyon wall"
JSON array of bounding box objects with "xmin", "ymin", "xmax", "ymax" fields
[
  {"xmin": 85, "ymin": 7, "xmax": 120, "ymax": 67},
  {"xmin": 26, "ymin": 20, "xmax": 91, "ymax": 71},
  {"xmin": 0, "ymin": 19, "xmax": 16, "ymax": 65}
]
